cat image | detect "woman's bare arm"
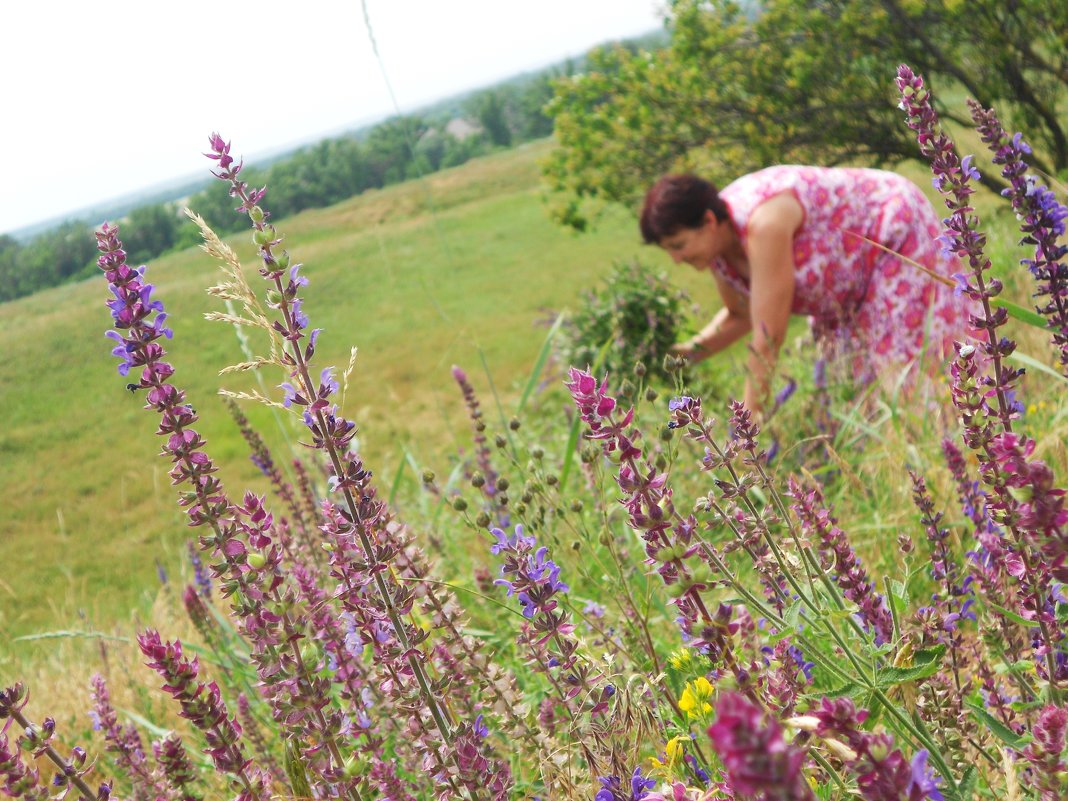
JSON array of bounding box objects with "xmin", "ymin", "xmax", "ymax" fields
[
  {"xmin": 675, "ymin": 273, "xmax": 752, "ymax": 363},
  {"xmin": 742, "ymin": 194, "xmax": 801, "ymax": 413}
]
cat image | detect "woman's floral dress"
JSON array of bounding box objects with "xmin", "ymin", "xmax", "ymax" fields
[{"xmin": 713, "ymin": 165, "xmax": 970, "ymax": 379}]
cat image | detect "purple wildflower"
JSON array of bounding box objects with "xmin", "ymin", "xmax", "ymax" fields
[
  {"xmin": 897, "ymin": 65, "xmax": 1022, "ymax": 433},
  {"xmin": 451, "ymin": 365, "xmax": 502, "ymax": 516},
  {"xmin": 789, "ymin": 478, "xmax": 894, "ymax": 644},
  {"xmin": 771, "ymin": 378, "xmax": 797, "ymax": 414},
  {"xmin": 206, "ymin": 133, "xmax": 479, "ymax": 796},
  {"xmin": 988, "ymin": 432, "xmax": 1068, "ymax": 574},
  {"xmin": 1023, "ymin": 705, "xmax": 1068, "ymax": 800},
  {"xmin": 812, "ymin": 697, "xmax": 944, "ymax": 801},
  {"xmin": 137, "ymin": 632, "xmax": 269, "ymax": 800},
  {"xmin": 596, "ymin": 767, "xmax": 656, "ymax": 801},
  {"xmin": 707, "ymin": 692, "xmax": 813, "ymax": 800},
  {"xmin": 90, "ymin": 674, "xmax": 168, "ymax": 801},
  {"xmin": 490, "ymin": 524, "xmax": 586, "ymax": 679},
  {"xmin": 447, "ymin": 717, "xmax": 513, "ymax": 801},
  {"xmin": 970, "ymin": 101, "xmax": 1068, "ymax": 375},
  {"xmin": 908, "ymin": 752, "xmax": 944, "ymax": 801},
  {"xmin": 187, "ymin": 542, "xmax": 212, "ymax": 599},
  {"xmin": 567, "ymin": 369, "xmax": 710, "ymax": 637},
  {"xmin": 1, "ymin": 683, "xmax": 112, "ymax": 801},
  {"xmin": 152, "ymin": 733, "xmax": 202, "ymax": 801}
]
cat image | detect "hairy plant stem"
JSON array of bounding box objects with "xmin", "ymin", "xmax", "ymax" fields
[
  {"xmin": 8, "ymin": 708, "xmax": 100, "ymax": 801},
  {"xmin": 699, "ymin": 423, "xmax": 872, "ymax": 629},
  {"xmin": 231, "ymin": 183, "xmax": 480, "ymax": 800},
  {"xmin": 697, "ymin": 541, "xmax": 957, "ymax": 784},
  {"xmin": 178, "ymin": 448, "xmax": 364, "ymax": 801}
]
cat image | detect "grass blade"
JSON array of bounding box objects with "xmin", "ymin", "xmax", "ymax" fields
[{"xmin": 517, "ymin": 312, "xmax": 564, "ymax": 415}]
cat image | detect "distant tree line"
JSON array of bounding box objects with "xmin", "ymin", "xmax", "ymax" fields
[{"xmin": 0, "ymin": 59, "xmax": 586, "ymax": 304}]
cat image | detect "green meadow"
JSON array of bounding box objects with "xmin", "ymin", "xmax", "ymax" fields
[
  {"xmin": 0, "ymin": 141, "xmax": 723, "ymax": 647},
  {"xmin": 2, "ymin": 136, "xmax": 1065, "ymax": 731}
]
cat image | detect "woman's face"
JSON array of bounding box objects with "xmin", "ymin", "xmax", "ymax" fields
[{"xmin": 658, "ymin": 210, "xmax": 724, "ymax": 270}]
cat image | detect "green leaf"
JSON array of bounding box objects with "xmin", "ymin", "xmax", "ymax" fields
[
  {"xmin": 965, "ymin": 699, "xmax": 1030, "ymax": 750},
  {"xmin": 558, "ymin": 413, "xmax": 583, "ymax": 491},
  {"xmin": 992, "ymin": 297, "xmax": 1048, "ymax": 330},
  {"xmin": 987, "ymin": 601, "xmax": 1034, "ymax": 628},
  {"xmin": 876, "ymin": 644, "xmax": 946, "ymax": 686},
  {"xmin": 770, "ymin": 600, "xmax": 803, "ymax": 642},
  {"xmin": 1008, "ymin": 349, "xmax": 1068, "ymax": 386},
  {"xmin": 824, "ymin": 681, "xmax": 864, "ymax": 699},
  {"xmin": 888, "ymin": 578, "xmax": 909, "ymax": 608},
  {"xmin": 955, "ymin": 766, "xmax": 979, "ymax": 799},
  {"xmin": 517, "ymin": 312, "xmax": 564, "ymax": 415},
  {"xmin": 388, "ymin": 450, "xmax": 408, "ymax": 507}
]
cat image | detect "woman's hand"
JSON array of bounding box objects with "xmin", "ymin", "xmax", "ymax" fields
[{"xmin": 670, "ymin": 338, "xmax": 706, "ymax": 362}]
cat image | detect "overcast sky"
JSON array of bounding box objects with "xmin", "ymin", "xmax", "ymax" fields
[{"xmin": 3, "ymin": 0, "xmax": 665, "ymax": 235}]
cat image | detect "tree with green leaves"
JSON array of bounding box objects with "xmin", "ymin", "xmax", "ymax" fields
[
  {"xmin": 544, "ymin": 0, "xmax": 1067, "ymax": 229},
  {"xmin": 471, "ymin": 90, "xmax": 513, "ymax": 147},
  {"xmin": 123, "ymin": 203, "xmax": 180, "ymax": 266}
]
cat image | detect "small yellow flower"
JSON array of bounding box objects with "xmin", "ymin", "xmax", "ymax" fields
[
  {"xmin": 648, "ymin": 736, "xmax": 686, "ymax": 780},
  {"xmin": 678, "ymin": 676, "xmax": 714, "ymax": 719},
  {"xmin": 668, "ymin": 648, "xmax": 694, "ymax": 672}
]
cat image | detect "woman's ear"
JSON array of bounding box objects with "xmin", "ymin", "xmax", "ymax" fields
[{"xmin": 704, "ymin": 209, "xmax": 719, "ymax": 226}]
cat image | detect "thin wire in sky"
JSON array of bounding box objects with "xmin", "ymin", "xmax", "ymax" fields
[{"xmin": 359, "ymin": 0, "xmax": 457, "ymax": 325}]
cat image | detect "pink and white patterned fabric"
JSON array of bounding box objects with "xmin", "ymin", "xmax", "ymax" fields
[{"xmin": 713, "ymin": 165, "xmax": 970, "ymax": 379}]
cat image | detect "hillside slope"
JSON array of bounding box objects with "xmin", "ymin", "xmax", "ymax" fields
[{"xmin": 0, "ymin": 141, "xmax": 715, "ymax": 641}]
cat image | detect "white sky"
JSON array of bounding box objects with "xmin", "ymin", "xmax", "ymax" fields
[{"xmin": 3, "ymin": 0, "xmax": 665, "ymax": 235}]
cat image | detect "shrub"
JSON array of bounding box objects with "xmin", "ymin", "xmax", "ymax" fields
[{"xmin": 557, "ymin": 258, "xmax": 690, "ymax": 383}]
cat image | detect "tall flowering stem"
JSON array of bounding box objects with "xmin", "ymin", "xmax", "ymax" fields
[
  {"xmin": 290, "ymin": 560, "xmax": 425, "ymax": 801},
  {"xmin": 804, "ymin": 697, "xmax": 944, "ymax": 801},
  {"xmin": 96, "ymin": 225, "xmax": 364, "ymax": 799},
  {"xmin": 908, "ymin": 472, "xmax": 974, "ymax": 705},
  {"xmin": 0, "ymin": 684, "xmax": 108, "ymax": 801},
  {"xmin": 90, "ymin": 674, "xmax": 171, "ymax": 801},
  {"xmin": 950, "ymin": 345, "xmax": 1067, "ymax": 690},
  {"xmin": 225, "ymin": 398, "xmax": 313, "ymax": 554},
  {"xmin": 152, "ymin": 734, "xmax": 202, "ymax": 801},
  {"xmin": 204, "ymin": 132, "xmax": 476, "ymax": 797},
  {"xmin": 896, "ymin": 65, "xmax": 1021, "ymax": 433},
  {"xmin": 451, "ymin": 365, "xmax": 502, "ymax": 520},
  {"xmin": 388, "ymin": 524, "xmax": 556, "ymax": 781},
  {"xmin": 969, "ymin": 101, "xmax": 1068, "ymax": 375},
  {"xmin": 789, "ymin": 478, "xmax": 894, "ymax": 645},
  {"xmin": 491, "ymin": 524, "xmax": 602, "ymax": 721},
  {"xmin": 137, "ymin": 633, "xmax": 269, "ymax": 801},
  {"xmin": 1022, "ymin": 705, "xmax": 1068, "ymax": 800},
  {"xmin": 900, "ymin": 67, "xmax": 1068, "ymax": 696},
  {"xmin": 565, "ymin": 369, "xmax": 712, "ymax": 639},
  {"xmin": 941, "ymin": 439, "xmax": 987, "ymax": 529}
]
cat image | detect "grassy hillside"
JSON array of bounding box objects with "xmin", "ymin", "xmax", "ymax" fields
[
  {"xmin": 0, "ymin": 141, "xmax": 723, "ymax": 645},
  {"xmin": 2, "ymin": 136, "xmax": 1064, "ymax": 686}
]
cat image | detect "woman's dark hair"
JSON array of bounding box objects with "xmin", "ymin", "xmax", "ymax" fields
[{"xmin": 639, "ymin": 174, "xmax": 729, "ymax": 244}]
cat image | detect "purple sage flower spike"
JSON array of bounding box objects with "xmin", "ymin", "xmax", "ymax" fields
[
  {"xmin": 896, "ymin": 65, "xmax": 1022, "ymax": 434},
  {"xmin": 969, "ymin": 101, "xmax": 1068, "ymax": 376}
]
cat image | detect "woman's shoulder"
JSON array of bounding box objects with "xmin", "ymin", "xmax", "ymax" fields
[
  {"xmin": 725, "ymin": 164, "xmax": 893, "ymax": 192},
  {"xmin": 721, "ymin": 165, "xmax": 807, "ymax": 196},
  {"xmin": 720, "ymin": 166, "xmax": 810, "ymax": 231}
]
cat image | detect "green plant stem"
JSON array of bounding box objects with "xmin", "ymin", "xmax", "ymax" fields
[
  {"xmin": 9, "ymin": 709, "xmax": 102, "ymax": 801},
  {"xmin": 271, "ymin": 281, "xmax": 479, "ymax": 801}
]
